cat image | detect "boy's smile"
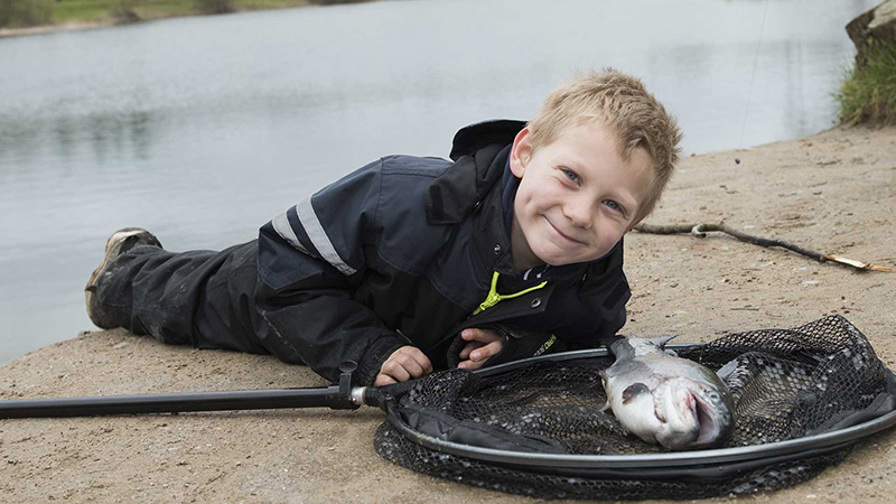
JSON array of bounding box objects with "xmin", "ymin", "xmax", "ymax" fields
[{"xmin": 509, "ymin": 122, "xmax": 653, "ymax": 272}]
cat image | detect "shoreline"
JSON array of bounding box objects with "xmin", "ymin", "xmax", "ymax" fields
[
  {"xmin": 0, "ymin": 20, "xmax": 109, "ymax": 38},
  {"xmin": 2, "ymin": 124, "xmax": 896, "ymax": 502},
  {"xmin": 0, "ymin": 1, "xmax": 364, "ymax": 39}
]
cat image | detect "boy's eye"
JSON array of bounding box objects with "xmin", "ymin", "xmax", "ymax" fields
[
  {"xmin": 562, "ymin": 169, "xmax": 580, "ymax": 184},
  {"xmin": 604, "ymin": 200, "xmax": 622, "ymax": 212}
]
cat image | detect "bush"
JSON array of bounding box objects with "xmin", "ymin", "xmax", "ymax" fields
[
  {"xmin": 0, "ymin": 0, "xmax": 53, "ymax": 28},
  {"xmin": 194, "ymin": 0, "xmax": 233, "ymax": 14},
  {"xmin": 837, "ymin": 41, "xmax": 896, "ymax": 126},
  {"xmin": 109, "ymin": 0, "xmax": 141, "ymax": 24}
]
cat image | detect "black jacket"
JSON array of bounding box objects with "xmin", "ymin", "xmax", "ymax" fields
[{"xmin": 254, "ymin": 120, "xmax": 630, "ymax": 385}]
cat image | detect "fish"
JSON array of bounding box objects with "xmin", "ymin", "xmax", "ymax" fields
[{"xmin": 599, "ymin": 335, "xmax": 735, "ymax": 450}]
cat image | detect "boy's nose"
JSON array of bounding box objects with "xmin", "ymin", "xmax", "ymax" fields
[{"xmin": 563, "ymin": 198, "xmax": 594, "ymax": 229}]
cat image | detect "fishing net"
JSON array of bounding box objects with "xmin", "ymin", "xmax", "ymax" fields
[{"xmin": 373, "ymin": 315, "xmax": 896, "ymax": 499}]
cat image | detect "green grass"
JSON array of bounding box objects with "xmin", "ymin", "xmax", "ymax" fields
[
  {"xmin": 1, "ymin": 0, "xmax": 54, "ymax": 27},
  {"xmin": 237, "ymin": 0, "xmax": 311, "ymax": 9},
  {"xmin": 837, "ymin": 41, "xmax": 896, "ymax": 127},
  {"xmin": 2, "ymin": 0, "xmax": 314, "ymax": 28},
  {"xmin": 52, "ymin": 1, "xmax": 129, "ymax": 23}
]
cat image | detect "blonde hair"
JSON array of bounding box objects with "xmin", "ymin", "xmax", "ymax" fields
[{"xmin": 527, "ymin": 69, "xmax": 682, "ymax": 222}]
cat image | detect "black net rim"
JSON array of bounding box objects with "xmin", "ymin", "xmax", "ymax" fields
[{"xmin": 381, "ymin": 345, "xmax": 896, "ymax": 471}]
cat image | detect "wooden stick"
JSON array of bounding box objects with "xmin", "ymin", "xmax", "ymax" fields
[{"xmin": 633, "ymin": 223, "xmax": 893, "ymax": 272}]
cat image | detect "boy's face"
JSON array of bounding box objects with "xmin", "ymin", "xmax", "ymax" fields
[{"xmin": 509, "ymin": 122, "xmax": 652, "ymax": 271}]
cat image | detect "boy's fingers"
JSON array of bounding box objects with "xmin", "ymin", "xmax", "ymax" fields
[
  {"xmin": 401, "ymin": 346, "xmax": 433, "ymax": 374},
  {"xmin": 462, "ymin": 328, "xmax": 503, "ymax": 344},
  {"xmin": 457, "ymin": 356, "xmax": 487, "ymax": 371},
  {"xmin": 461, "ymin": 328, "xmax": 487, "ymax": 341},
  {"xmin": 460, "ymin": 329, "xmax": 500, "ymax": 361},
  {"xmin": 459, "ymin": 341, "xmax": 483, "ymax": 360},
  {"xmin": 470, "ymin": 340, "xmax": 504, "ymax": 362},
  {"xmin": 380, "ymin": 346, "xmax": 433, "ymax": 383},
  {"xmin": 396, "ymin": 353, "xmax": 426, "ymax": 378},
  {"xmin": 456, "ymin": 359, "xmax": 476, "ymax": 370},
  {"xmin": 380, "ymin": 358, "xmax": 412, "ymax": 382},
  {"xmin": 458, "ymin": 329, "xmax": 504, "ymax": 364},
  {"xmin": 374, "ymin": 373, "xmax": 398, "ymax": 387}
]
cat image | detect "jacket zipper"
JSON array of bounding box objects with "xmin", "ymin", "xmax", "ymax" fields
[{"xmin": 473, "ymin": 271, "xmax": 548, "ymax": 314}]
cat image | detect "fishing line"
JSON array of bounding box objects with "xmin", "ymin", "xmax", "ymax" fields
[{"xmin": 739, "ymin": 0, "xmax": 771, "ymax": 149}]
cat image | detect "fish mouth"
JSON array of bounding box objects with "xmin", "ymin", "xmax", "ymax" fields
[
  {"xmin": 691, "ymin": 389, "xmax": 734, "ymax": 447},
  {"xmin": 653, "ymin": 381, "xmax": 734, "ymax": 449},
  {"xmin": 692, "ymin": 393, "xmax": 718, "ymax": 445}
]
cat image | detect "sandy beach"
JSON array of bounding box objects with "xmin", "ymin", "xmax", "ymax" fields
[{"xmin": 1, "ymin": 124, "xmax": 895, "ymax": 503}]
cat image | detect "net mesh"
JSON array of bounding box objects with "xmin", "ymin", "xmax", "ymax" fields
[{"xmin": 374, "ymin": 315, "xmax": 895, "ymax": 499}]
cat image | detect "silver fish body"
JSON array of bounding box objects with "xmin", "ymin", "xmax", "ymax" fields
[{"xmin": 600, "ymin": 335, "xmax": 735, "ymax": 450}]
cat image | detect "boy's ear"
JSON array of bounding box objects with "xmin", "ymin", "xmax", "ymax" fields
[{"xmin": 509, "ymin": 127, "xmax": 532, "ymax": 178}]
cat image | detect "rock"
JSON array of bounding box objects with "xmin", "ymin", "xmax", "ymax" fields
[{"xmin": 846, "ymin": 0, "xmax": 896, "ymax": 66}]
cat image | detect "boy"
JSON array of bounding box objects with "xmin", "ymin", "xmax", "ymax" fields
[{"xmin": 85, "ymin": 69, "xmax": 681, "ymax": 387}]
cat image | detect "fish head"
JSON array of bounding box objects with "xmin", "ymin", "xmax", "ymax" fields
[{"xmin": 653, "ymin": 377, "xmax": 735, "ymax": 450}]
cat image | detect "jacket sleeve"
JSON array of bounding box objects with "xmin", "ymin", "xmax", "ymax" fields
[{"xmin": 254, "ymin": 159, "xmax": 409, "ymax": 386}]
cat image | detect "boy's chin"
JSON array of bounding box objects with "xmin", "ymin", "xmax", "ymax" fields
[
  {"xmin": 535, "ymin": 248, "xmax": 610, "ymax": 267},
  {"xmin": 544, "ymin": 258, "xmax": 584, "ymax": 267},
  {"xmin": 535, "ymin": 253, "xmax": 584, "ymax": 268},
  {"xmin": 526, "ymin": 236, "xmax": 617, "ymax": 267}
]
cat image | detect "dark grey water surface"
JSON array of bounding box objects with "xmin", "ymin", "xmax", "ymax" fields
[{"xmin": 0, "ymin": 0, "xmax": 877, "ymax": 363}]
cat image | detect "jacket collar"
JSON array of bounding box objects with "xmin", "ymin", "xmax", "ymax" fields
[
  {"xmin": 424, "ymin": 120, "xmax": 520, "ymax": 275},
  {"xmin": 425, "ymin": 120, "xmax": 525, "ymax": 226},
  {"xmin": 449, "ymin": 119, "xmax": 526, "ymax": 161}
]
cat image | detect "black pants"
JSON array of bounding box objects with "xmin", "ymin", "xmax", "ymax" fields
[{"xmin": 94, "ymin": 241, "xmax": 274, "ymax": 356}]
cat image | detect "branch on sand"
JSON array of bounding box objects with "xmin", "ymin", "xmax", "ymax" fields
[{"xmin": 634, "ymin": 222, "xmax": 893, "ymax": 273}]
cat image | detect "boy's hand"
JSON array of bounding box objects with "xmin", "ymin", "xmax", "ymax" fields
[
  {"xmin": 374, "ymin": 345, "xmax": 433, "ymax": 386},
  {"xmin": 456, "ymin": 328, "xmax": 505, "ymax": 370}
]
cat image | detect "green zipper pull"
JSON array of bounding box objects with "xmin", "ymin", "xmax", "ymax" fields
[
  {"xmin": 475, "ymin": 272, "xmax": 504, "ymax": 314},
  {"xmin": 473, "ymin": 271, "xmax": 548, "ymax": 315}
]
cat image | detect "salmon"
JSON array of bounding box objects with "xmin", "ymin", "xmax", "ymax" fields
[{"xmin": 600, "ymin": 335, "xmax": 735, "ymax": 450}]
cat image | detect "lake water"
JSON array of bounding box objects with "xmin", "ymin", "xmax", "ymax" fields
[{"xmin": 0, "ymin": 0, "xmax": 878, "ymax": 363}]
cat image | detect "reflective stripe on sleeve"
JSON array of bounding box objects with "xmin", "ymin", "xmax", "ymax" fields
[
  {"xmin": 296, "ymin": 196, "xmax": 358, "ymax": 276},
  {"xmin": 272, "ymin": 209, "xmax": 310, "ymax": 255}
]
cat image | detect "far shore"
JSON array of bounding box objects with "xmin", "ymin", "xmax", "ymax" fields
[
  {"xmin": 0, "ymin": 1, "xmax": 368, "ymax": 39},
  {"xmin": 0, "ymin": 19, "xmax": 108, "ymax": 38}
]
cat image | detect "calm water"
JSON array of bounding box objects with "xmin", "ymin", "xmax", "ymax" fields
[{"xmin": 0, "ymin": 0, "xmax": 877, "ymax": 363}]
